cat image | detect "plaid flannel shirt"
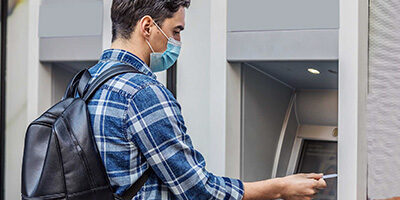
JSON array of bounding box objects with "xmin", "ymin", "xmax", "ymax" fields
[{"xmin": 86, "ymin": 49, "xmax": 244, "ymax": 199}]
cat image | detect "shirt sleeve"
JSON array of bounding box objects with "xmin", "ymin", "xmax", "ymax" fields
[{"xmin": 125, "ymin": 84, "xmax": 244, "ymax": 200}]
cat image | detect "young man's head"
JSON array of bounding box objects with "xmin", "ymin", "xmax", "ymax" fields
[{"xmin": 111, "ymin": 0, "xmax": 190, "ymax": 68}]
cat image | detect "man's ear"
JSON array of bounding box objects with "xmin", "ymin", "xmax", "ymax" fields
[{"xmin": 139, "ymin": 15, "xmax": 153, "ymax": 40}]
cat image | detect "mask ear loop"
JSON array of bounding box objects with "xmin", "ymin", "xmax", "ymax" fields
[
  {"xmin": 146, "ymin": 40, "xmax": 155, "ymax": 53},
  {"xmin": 152, "ymin": 20, "xmax": 169, "ymax": 39}
]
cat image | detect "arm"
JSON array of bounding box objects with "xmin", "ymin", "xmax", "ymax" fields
[
  {"xmin": 125, "ymin": 84, "xmax": 244, "ymax": 200},
  {"xmin": 243, "ymin": 174, "xmax": 327, "ymax": 200},
  {"xmin": 243, "ymin": 179, "xmax": 283, "ymax": 200}
]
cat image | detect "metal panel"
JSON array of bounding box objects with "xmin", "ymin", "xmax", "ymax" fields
[
  {"xmin": 51, "ymin": 65, "xmax": 76, "ymax": 104},
  {"xmin": 227, "ymin": 30, "xmax": 338, "ymax": 61},
  {"xmin": 276, "ymin": 107, "xmax": 298, "ymax": 177},
  {"xmin": 241, "ymin": 64, "xmax": 293, "ymax": 181},
  {"xmin": 40, "ymin": 36, "xmax": 102, "ymax": 61},
  {"xmin": 228, "ymin": 0, "xmax": 339, "ymax": 32},
  {"xmin": 39, "ymin": 0, "xmax": 102, "ymax": 37},
  {"xmin": 296, "ymin": 90, "xmax": 338, "ymax": 126}
]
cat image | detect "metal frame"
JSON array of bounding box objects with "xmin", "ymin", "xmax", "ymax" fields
[
  {"xmin": 286, "ymin": 136, "xmax": 303, "ymax": 175},
  {"xmin": 167, "ymin": 62, "xmax": 177, "ymax": 98},
  {"xmin": 271, "ymin": 92, "xmax": 296, "ymax": 178},
  {"xmin": 0, "ymin": 0, "xmax": 7, "ymax": 199},
  {"xmin": 286, "ymin": 125, "xmax": 338, "ymax": 175},
  {"xmin": 295, "ymin": 140, "xmax": 338, "ymax": 174}
]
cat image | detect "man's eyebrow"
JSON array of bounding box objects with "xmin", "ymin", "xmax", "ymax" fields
[{"xmin": 175, "ymin": 25, "xmax": 185, "ymax": 31}]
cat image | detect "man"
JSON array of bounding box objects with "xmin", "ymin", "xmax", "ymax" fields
[{"xmin": 87, "ymin": 0, "xmax": 327, "ymax": 199}]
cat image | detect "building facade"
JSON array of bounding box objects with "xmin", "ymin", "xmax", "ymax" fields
[{"xmin": 3, "ymin": 0, "xmax": 399, "ymax": 199}]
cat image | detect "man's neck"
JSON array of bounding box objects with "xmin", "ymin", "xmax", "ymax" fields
[{"xmin": 110, "ymin": 39, "xmax": 150, "ymax": 65}]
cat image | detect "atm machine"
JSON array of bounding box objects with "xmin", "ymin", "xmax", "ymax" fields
[
  {"xmin": 237, "ymin": 63, "xmax": 338, "ymax": 200},
  {"xmin": 227, "ymin": 0, "xmax": 339, "ymax": 199},
  {"xmin": 39, "ymin": 0, "xmax": 167, "ymax": 104}
]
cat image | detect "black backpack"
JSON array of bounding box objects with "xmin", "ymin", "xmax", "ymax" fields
[{"xmin": 22, "ymin": 65, "xmax": 152, "ymax": 200}]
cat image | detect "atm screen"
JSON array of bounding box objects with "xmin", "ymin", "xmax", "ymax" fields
[{"xmin": 296, "ymin": 140, "xmax": 337, "ymax": 200}]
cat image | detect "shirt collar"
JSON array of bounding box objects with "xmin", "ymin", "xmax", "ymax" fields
[{"xmin": 99, "ymin": 49, "xmax": 156, "ymax": 79}]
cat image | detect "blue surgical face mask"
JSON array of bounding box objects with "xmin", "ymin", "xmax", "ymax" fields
[{"xmin": 146, "ymin": 21, "xmax": 181, "ymax": 73}]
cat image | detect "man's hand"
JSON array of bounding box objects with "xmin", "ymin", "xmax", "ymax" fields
[
  {"xmin": 280, "ymin": 173, "xmax": 327, "ymax": 200},
  {"xmin": 243, "ymin": 173, "xmax": 327, "ymax": 200}
]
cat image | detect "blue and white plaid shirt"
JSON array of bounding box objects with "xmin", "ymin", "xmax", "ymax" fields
[{"xmin": 86, "ymin": 49, "xmax": 244, "ymax": 199}]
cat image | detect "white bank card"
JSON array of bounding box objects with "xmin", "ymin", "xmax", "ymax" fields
[{"xmin": 322, "ymin": 174, "xmax": 338, "ymax": 179}]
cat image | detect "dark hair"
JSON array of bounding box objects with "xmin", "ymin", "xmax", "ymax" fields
[{"xmin": 111, "ymin": 0, "xmax": 190, "ymax": 42}]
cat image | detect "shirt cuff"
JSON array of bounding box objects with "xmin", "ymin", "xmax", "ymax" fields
[{"xmin": 219, "ymin": 177, "xmax": 244, "ymax": 200}]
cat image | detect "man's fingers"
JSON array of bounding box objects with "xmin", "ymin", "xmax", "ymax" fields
[
  {"xmin": 305, "ymin": 188, "xmax": 317, "ymax": 196},
  {"xmin": 305, "ymin": 173, "xmax": 317, "ymax": 178},
  {"xmin": 304, "ymin": 195, "xmax": 315, "ymax": 200},
  {"xmin": 316, "ymin": 178, "xmax": 327, "ymax": 189},
  {"xmin": 297, "ymin": 195, "xmax": 315, "ymax": 200},
  {"xmin": 304, "ymin": 188, "xmax": 318, "ymax": 199},
  {"xmin": 290, "ymin": 195, "xmax": 314, "ymax": 200},
  {"xmin": 306, "ymin": 173, "xmax": 324, "ymax": 180},
  {"xmin": 306, "ymin": 173, "xmax": 323, "ymax": 179},
  {"xmin": 306, "ymin": 195, "xmax": 315, "ymax": 200}
]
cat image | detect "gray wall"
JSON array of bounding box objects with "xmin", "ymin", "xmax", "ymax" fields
[
  {"xmin": 241, "ymin": 65, "xmax": 293, "ymax": 181},
  {"xmin": 227, "ymin": 0, "xmax": 339, "ymax": 32},
  {"xmin": 5, "ymin": 2, "xmax": 29, "ymax": 199},
  {"xmin": 368, "ymin": 0, "xmax": 400, "ymax": 198},
  {"xmin": 39, "ymin": 0, "xmax": 103, "ymax": 61},
  {"xmin": 51, "ymin": 65, "xmax": 77, "ymax": 104},
  {"xmin": 40, "ymin": 0, "xmax": 102, "ymax": 37}
]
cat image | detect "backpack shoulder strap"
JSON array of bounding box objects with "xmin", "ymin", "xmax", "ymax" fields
[
  {"xmin": 82, "ymin": 64, "xmax": 152, "ymax": 199},
  {"xmin": 64, "ymin": 69, "xmax": 89, "ymax": 99},
  {"xmin": 117, "ymin": 167, "xmax": 154, "ymax": 200},
  {"xmin": 82, "ymin": 65, "xmax": 143, "ymax": 101}
]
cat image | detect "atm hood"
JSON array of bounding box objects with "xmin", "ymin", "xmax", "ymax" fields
[
  {"xmin": 242, "ymin": 62, "xmax": 338, "ymax": 126},
  {"xmin": 39, "ymin": 0, "xmax": 103, "ymax": 62},
  {"xmin": 227, "ymin": 0, "xmax": 339, "ymax": 62}
]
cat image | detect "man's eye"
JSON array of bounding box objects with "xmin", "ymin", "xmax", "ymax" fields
[{"xmin": 174, "ymin": 31, "xmax": 180, "ymax": 35}]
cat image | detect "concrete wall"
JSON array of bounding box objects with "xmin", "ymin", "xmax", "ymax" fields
[
  {"xmin": 241, "ymin": 65, "xmax": 293, "ymax": 182},
  {"xmin": 367, "ymin": 0, "xmax": 400, "ymax": 198},
  {"xmin": 177, "ymin": 0, "xmax": 228, "ymax": 175},
  {"xmin": 176, "ymin": 0, "xmax": 211, "ymax": 171},
  {"xmin": 5, "ymin": 1, "xmax": 29, "ymax": 199}
]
